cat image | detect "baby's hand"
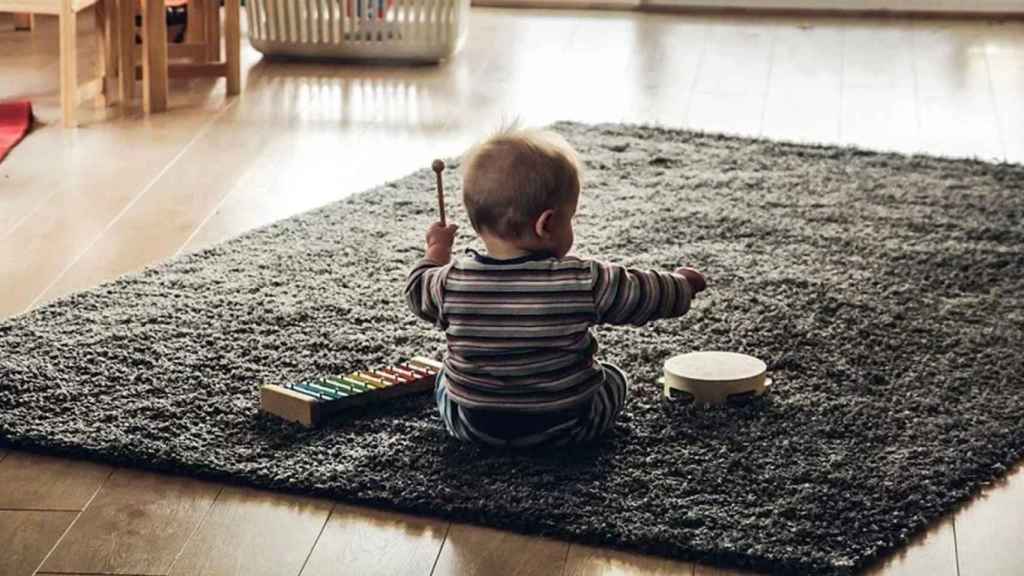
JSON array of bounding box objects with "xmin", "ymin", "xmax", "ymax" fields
[
  {"xmin": 425, "ymin": 222, "xmax": 458, "ymax": 264},
  {"xmin": 675, "ymin": 266, "xmax": 706, "ymax": 294}
]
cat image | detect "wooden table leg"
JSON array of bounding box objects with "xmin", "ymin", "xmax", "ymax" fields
[
  {"xmin": 104, "ymin": 0, "xmax": 121, "ymax": 105},
  {"xmin": 58, "ymin": 0, "xmax": 78, "ymax": 127},
  {"xmin": 94, "ymin": 0, "xmax": 111, "ymax": 107},
  {"xmin": 118, "ymin": 0, "xmax": 135, "ymax": 101},
  {"xmin": 225, "ymin": 0, "xmax": 239, "ymax": 95},
  {"xmin": 142, "ymin": 0, "xmax": 168, "ymax": 113},
  {"xmin": 205, "ymin": 0, "xmax": 221, "ymax": 62},
  {"xmin": 185, "ymin": 0, "xmax": 206, "ymax": 48}
]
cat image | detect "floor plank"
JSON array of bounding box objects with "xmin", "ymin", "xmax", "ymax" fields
[
  {"xmin": 985, "ymin": 40, "xmax": 1024, "ymax": 164},
  {"xmin": 4, "ymin": 9, "xmax": 1024, "ymax": 576},
  {"xmin": 686, "ymin": 91, "xmax": 765, "ymax": 139},
  {"xmin": 910, "ymin": 20, "xmax": 1005, "ymax": 161},
  {"xmin": 32, "ymin": 97, "xmax": 267, "ymax": 307},
  {"xmin": 954, "ymin": 463, "xmax": 1024, "ymax": 575},
  {"xmin": 299, "ymin": 504, "xmax": 447, "ymax": 576},
  {"xmin": 0, "ymin": 101, "xmax": 238, "ymax": 318},
  {"xmin": 564, "ymin": 543, "xmax": 693, "ymax": 576},
  {"xmin": 689, "ymin": 516, "xmax": 958, "ymax": 575},
  {"xmin": 693, "ymin": 21, "xmax": 775, "ymax": 97},
  {"xmin": 841, "ymin": 19, "xmax": 916, "ymax": 94},
  {"xmin": 0, "ymin": 451, "xmax": 111, "ymax": 511},
  {"xmin": 909, "ymin": 20, "xmax": 993, "ymax": 99},
  {"xmin": 535, "ymin": 13, "xmax": 646, "ymax": 125},
  {"xmin": 840, "ymin": 86, "xmax": 920, "ymax": 155},
  {"xmin": 915, "ymin": 92, "xmax": 1005, "ymax": 162},
  {"xmin": 862, "ymin": 518, "xmax": 958, "ymax": 576},
  {"xmin": 0, "ymin": 13, "xmax": 124, "ymax": 127},
  {"xmin": 168, "ymin": 485, "xmax": 333, "ymax": 576},
  {"xmin": 0, "ymin": 510, "xmax": 78, "ymax": 576},
  {"xmin": 39, "ymin": 468, "xmax": 220, "ymax": 575},
  {"xmin": 0, "ymin": 15, "xmax": 94, "ymax": 232},
  {"xmin": 431, "ymin": 523, "xmax": 568, "ymax": 576},
  {"xmin": 621, "ymin": 15, "xmax": 706, "ymax": 126},
  {"xmin": 684, "ymin": 20, "xmax": 774, "ymax": 139},
  {"xmin": 179, "ymin": 126, "xmax": 439, "ymax": 254},
  {"xmin": 0, "ymin": 21, "xmax": 244, "ymax": 318},
  {"xmin": 692, "ymin": 564, "xmax": 763, "ymax": 575},
  {"xmin": 761, "ymin": 19, "xmax": 843, "ymax": 145}
]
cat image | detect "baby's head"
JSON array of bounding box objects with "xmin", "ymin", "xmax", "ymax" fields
[{"xmin": 462, "ymin": 127, "xmax": 581, "ymax": 258}]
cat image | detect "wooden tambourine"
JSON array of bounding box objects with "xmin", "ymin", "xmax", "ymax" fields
[{"xmin": 661, "ymin": 351, "xmax": 771, "ymax": 406}]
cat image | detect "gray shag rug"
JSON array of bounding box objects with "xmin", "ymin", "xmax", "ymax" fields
[{"xmin": 2, "ymin": 123, "xmax": 1023, "ymax": 575}]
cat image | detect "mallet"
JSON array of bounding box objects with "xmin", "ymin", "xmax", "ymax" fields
[{"xmin": 432, "ymin": 159, "xmax": 446, "ymax": 226}]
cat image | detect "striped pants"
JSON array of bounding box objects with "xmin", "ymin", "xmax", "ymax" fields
[{"xmin": 435, "ymin": 364, "xmax": 628, "ymax": 447}]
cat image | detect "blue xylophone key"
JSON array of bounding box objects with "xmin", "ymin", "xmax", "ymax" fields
[
  {"xmin": 305, "ymin": 380, "xmax": 348, "ymax": 399},
  {"xmin": 286, "ymin": 382, "xmax": 330, "ymax": 400},
  {"xmin": 291, "ymin": 381, "xmax": 342, "ymax": 400}
]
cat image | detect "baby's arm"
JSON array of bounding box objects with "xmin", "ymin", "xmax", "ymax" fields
[
  {"xmin": 589, "ymin": 261, "xmax": 706, "ymax": 326},
  {"xmin": 405, "ymin": 222, "xmax": 458, "ymax": 325}
]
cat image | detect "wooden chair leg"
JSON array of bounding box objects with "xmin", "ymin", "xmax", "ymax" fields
[
  {"xmin": 185, "ymin": 0, "xmax": 207, "ymax": 48},
  {"xmin": 59, "ymin": 0, "xmax": 78, "ymax": 127},
  {"xmin": 93, "ymin": 0, "xmax": 109, "ymax": 107},
  {"xmin": 104, "ymin": 0, "xmax": 121, "ymax": 104},
  {"xmin": 142, "ymin": 0, "xmax": 169, "ymax": 113},
  {"xmin": 13, "ymin": 13, "xmax": 34, "ymax": 30},
  {"xmin": 205, "ymin": 0, "xmax": 221, "ymax": 62},
  {"xmin": 118, "ymin": 0, "xmax": 135, "ymax": 102},
  {"xmin": 225, "ymin": 0, "xmax": 239, "ymax": 95}
]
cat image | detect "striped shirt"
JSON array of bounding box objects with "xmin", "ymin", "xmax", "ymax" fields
[{"xmin": 406, "ymin": 249, "xmax": 693, "ymax": 413}]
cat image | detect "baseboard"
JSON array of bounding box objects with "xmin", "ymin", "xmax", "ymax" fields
[
  {"xmin": 473, "ymin": 0, "xmax": 641, "ymax": 8},
  {"xmin": 647, "ymin": 0, "xmax": 1023, "ymax": 14},
  {"xmin": 471, "ymin": 0, "xmax": 1024, "ymax": 17}
]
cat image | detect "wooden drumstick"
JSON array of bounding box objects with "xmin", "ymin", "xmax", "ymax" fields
[{"xmin": 432, "ymin": 159, "xmax": 446, "ymax": 226}]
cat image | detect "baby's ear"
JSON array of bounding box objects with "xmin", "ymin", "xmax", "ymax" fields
[{"xmin": 534, "ymin": 209, "xmax": 556, "ymax": 239}]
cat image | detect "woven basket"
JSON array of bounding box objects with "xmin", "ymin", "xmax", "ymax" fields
[{"xmin": 245, "ymin": 0, "xmax": 468, "ymax": 62}]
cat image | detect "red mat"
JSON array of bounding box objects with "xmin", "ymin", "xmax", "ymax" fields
[{"xmin": 0, "ymin": 101, "xmax": 33, "ymax": 164}]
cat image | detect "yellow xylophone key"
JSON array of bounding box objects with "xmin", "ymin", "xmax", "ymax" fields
[
  {"xmin": 347, "ymin": 373, "xmax": 384, "ymax": 389},
  {"xmin": 355, "ymin": 372, "xmax": 388, "ymax": 388},
  {"xmin": 324, "ymin": 377, "xmax": 363, "ymax": 394},
  {"xmin": 338, "ymin": 376, "xmax": 372, "ymax": 391}
]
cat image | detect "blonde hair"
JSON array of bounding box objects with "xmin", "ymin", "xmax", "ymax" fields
[{"xmin": 461, "ymin": 126, "xmax": 581, "ymax": 240}]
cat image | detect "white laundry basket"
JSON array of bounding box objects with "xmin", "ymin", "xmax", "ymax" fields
[{"xmin": 245, "ymin": 0, "xmax": 469, "ymax": 62}]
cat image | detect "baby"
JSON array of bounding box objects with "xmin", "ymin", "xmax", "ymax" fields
[{"xmin": 406, "ymin": 127, "xmax": 706, "ymax": 447}]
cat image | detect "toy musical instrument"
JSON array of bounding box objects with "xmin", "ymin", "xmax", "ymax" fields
[
  {"xmin": 260, "ymin": 357, "xmax": 443, "ymax": 427},
  {"xmin": 661, "ymin": 351, "xmax": 771, "ymax": 406}
]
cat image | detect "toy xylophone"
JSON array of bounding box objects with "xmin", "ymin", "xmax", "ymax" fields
[{"xmin": 260, "ymin": 357, "xmax": 443, "ymax": 427}]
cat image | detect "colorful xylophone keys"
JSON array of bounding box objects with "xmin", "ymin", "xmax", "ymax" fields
[{"xmin": 260, "ymin": 357, "xmax": 443, "ymax": 427}]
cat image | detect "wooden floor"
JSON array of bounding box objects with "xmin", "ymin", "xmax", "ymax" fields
[{"xmin": 2, "ymin": 7, "xmax": 1023, "ymax": 575}]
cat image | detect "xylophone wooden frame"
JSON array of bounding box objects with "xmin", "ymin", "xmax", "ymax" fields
[{"xmin": 261, "ymin": 356, "xmax": 443, "ymax": 427}]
